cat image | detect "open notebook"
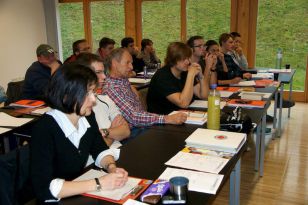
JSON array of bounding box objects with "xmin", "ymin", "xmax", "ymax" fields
[{"xmin": 74, "ymin": 169, "xmax": 151, "ymax": 204}]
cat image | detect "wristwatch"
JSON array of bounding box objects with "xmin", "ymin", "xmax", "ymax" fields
[
  {"xmin": 95, "ymin": 178, "xmax": 102, "ymax": 191},
  {"xmin": 102, "ymin": 128, "xmax": 109, "ymax": 138}
]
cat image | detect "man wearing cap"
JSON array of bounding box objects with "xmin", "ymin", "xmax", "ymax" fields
[{"xmin": 22, "ymin": 44, "xmax": 61, "ymax": 100}]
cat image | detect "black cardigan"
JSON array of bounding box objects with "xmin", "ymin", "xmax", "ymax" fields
[{"xmin": 30, "ymin": 112, "xmax": 108, "ymax": 202}]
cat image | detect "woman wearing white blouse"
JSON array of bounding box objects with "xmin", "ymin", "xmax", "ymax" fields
[{"xmin": 30, "ymin": 64, "xmax": 128, "ymax": 203}]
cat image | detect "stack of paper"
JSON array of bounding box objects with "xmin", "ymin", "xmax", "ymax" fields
[
  {"xmin": 169, "ymin": 110, "xmax": 207, "ymax": 125},
  {"xmin": 0, "ymin": 127, "xmax": 11, "ymax": 134},
  {"xmin": 128, "ymin": 78, "xmax": 151, "ymax": 83},
  {"xmin": 158, "ymin": 167, "xmax": 224, "ymax": 194},
  {"xmin": 185, "ymin": 128, "xmax": 246, "ymax": 154},
  {"xmin": 165, "ymin": 151, "xmax": 229, "ymax": 174}
]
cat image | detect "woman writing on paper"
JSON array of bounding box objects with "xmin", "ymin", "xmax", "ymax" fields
[
  {"xmin": 30, "ymin": 63, "xmax": 128, "ymax": 203},
  {"xmin": 147, "ymin": 42, "xmax": 216, "ymax": 115}
]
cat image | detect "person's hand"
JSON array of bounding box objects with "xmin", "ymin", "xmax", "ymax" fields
[
  {"xmin": 164, "ymin": 112, "xmax": 187, "ymax": 125},
  {"xmin": 188, "ymin": 63, "xmax": 202, "ymax": 77},
  {"xmin": 235, "ymin": 46, "xmax": 243, "ymax": 56},
  {"xmin": 243, "ymin": 72, "xmax": 252, "ymax": 79},
  {"xmin": 204, "ymin": 53, "xmax": 217, "ymax": 70},
  {"xmin": 216, "ymin": 52, "xmax": 225, "ymax": 62},
  {"xmin": 111, "ymin": 115, "xmax": 126, "ymax": 128},
  {"xmin": 99, "ymin": 168, "xmax": 128, "ymax": 190},
  {"xmin": 230, "ymin": 77, "xmax": 242, "ymax": 84},
  {"xmin": 48, "ymin": 60, "xmax": 61, "ymax": 75}
]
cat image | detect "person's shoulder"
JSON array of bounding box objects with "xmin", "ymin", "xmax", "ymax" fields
[{"xmin": 32, "ymin": 114, "xmax": 58, "ymax": 135}]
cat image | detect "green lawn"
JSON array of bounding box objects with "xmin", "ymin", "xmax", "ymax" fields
[{"xmin": 59, "ymin": 0, "xmax": 307, "ymax": 90}]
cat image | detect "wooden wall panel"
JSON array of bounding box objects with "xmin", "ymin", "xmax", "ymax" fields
[
  {"xmin": 305, "ymin": 55, "xmax": 308, "ymax": 102},
  {"xmin": 83, "ymin": 0, "xmax": 92, "ymax": 46},
  {"xmin": 180, "ymin": 0, "xmax": 187, "ymax": 42}
]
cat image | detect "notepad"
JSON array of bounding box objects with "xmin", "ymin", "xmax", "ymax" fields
[
  {"xmin": 165, "ymin": 151, "xmax": 229, "ymax": 174},
  {"xmin": 74, "ymin": 169, "xmax": 150, "ymax": 203},
  {"xmin": 158, "ymin": 167, "xmax": 224, "ymax": 194},
  {"xmin": 169, "ymin": 110, "xmax": 207, "ymax": 125},
  {"xmin": 185, "ymin": 128, "xmax": 246, "ymax": 154}
]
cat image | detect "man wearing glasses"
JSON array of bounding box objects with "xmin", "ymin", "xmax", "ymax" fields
[{"xmin": 187, "ymin": 35, "xmax": 218, "ymax": 85}]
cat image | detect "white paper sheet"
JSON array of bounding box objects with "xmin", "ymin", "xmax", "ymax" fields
[
  {"xmin": 0, "ymin": 127, "xmax": 11, "ymax": 134},
  {"xmin": 252, "ymin": 73, "xmax": 274, "ymax": 79},
  {"xmin": 188, "ymin": 100, "xmax": 226, "ymax": 109},
  {"xmin": 31, "ymin": 107, "xmax": 51, "ymax": 115},
  {"xmin": 165, "ymin": 151, "xmax": 229, "ymax": 174},
  {"xmin": 239, "ymin": 91, "xmax": 271, "ymax": 99},
  {"xmin": 158, "ymin": 167, "xmax": 224, "ymax": 194},
  {"xmin": 0, "ymin": 112, "xmax": 33, "ymax": 127},
  {"xmin": 123, "ymin": 199, "xmax": 149, "ymax": 205},
  {"xmin": 231, "ymin": 80, "xmax": 256, "ymax": 87}
]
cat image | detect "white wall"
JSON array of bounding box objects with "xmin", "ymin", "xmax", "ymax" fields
[{"xmin": 0, "ymin": 0, "xmax": 47, "ymax": 90}]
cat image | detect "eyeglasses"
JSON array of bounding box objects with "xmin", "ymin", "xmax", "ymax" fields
[{"xmin": 193, "ymin": 44, "xmax": 206, "ymax": 49}]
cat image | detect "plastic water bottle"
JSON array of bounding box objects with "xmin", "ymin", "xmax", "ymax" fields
[
  {"xmin": 207, "ymin": 84, "xmax": 220, "ymax": 130},
  {"xmin": 143, "ymin": 65, "xmax": 148, "ymax": 79},
  {"xmin": 275, "ymin": 48, "xmax": 282, "ymax": 69}
]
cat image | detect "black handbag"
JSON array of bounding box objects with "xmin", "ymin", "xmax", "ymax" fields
[{"xmin": 220, "ymin": 107, "xmax": 254, "ymax": 134}]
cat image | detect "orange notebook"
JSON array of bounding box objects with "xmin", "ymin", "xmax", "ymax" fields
[
  {"xmin": 227, "ymin": 99, "xmax": 266, "ymax": 108},
  {"xmin": 217, "ymin": 87, "xmax": 240, "ymax": 92},
  {"xmin": 10, "ymin": 100, "xmax": 45, "ymax": 108}
]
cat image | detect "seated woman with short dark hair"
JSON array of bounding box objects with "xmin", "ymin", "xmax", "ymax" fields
[
  {"xmin": 30, "ymin": 63, "xmax": 128, "ymax": 203},
  {"xmin": 147, "ymin": 42, "xmax": 214, "ymax": 115}
]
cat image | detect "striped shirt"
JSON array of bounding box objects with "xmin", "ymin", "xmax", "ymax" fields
[{"xmin": 103, "ymin": 76, "xmax": 164, "ymax": 127}]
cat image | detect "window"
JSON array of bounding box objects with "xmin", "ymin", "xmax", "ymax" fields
[
  {"xmin": 256, "ymin": 0, "xmax": 308, "ymax": 90},
  {"xmin": 91, "ymin": 1, "xmax": 125, "ymax": 51},
  {"xmin": 186, "ymin": 0, "xmax": 231, "ymax": 41},
  {"xmin": 58, "ymin": 2, "xmax": 84, "ymax": 60},
  {"xmin": 142, "ymin": 0, "xmax": 181, "ymax": 61}
]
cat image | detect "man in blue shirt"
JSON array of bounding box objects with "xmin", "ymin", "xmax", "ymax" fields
[{"xmin": 22, "ymin": 44, "xmax": 61, "ymax": 100}]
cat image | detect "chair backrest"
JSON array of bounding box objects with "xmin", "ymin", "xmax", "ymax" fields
[
  {"xmin": 0, "ymin": 144, "xmax": 34, "ymax": 205},
  {"xmin": 5, "ymin": 80, "xmax": 24, "ymax": 106}
]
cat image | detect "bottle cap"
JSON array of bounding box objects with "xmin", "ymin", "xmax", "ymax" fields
[{"xmin": 210, "ymin": 84, "xmax": 217, "ymax": 89}]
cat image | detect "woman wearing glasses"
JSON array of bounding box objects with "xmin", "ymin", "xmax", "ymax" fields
[
  {"xmin": 31, "ymin": 64, "xmax": 128, "ymax": 203},
  {"xmin": 76, "ymin": 53, "xmax": 130, "ymax": 148},
  {"xmin": 147, "ymin": 42, "xmax": 213, "ymax": 115}
]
